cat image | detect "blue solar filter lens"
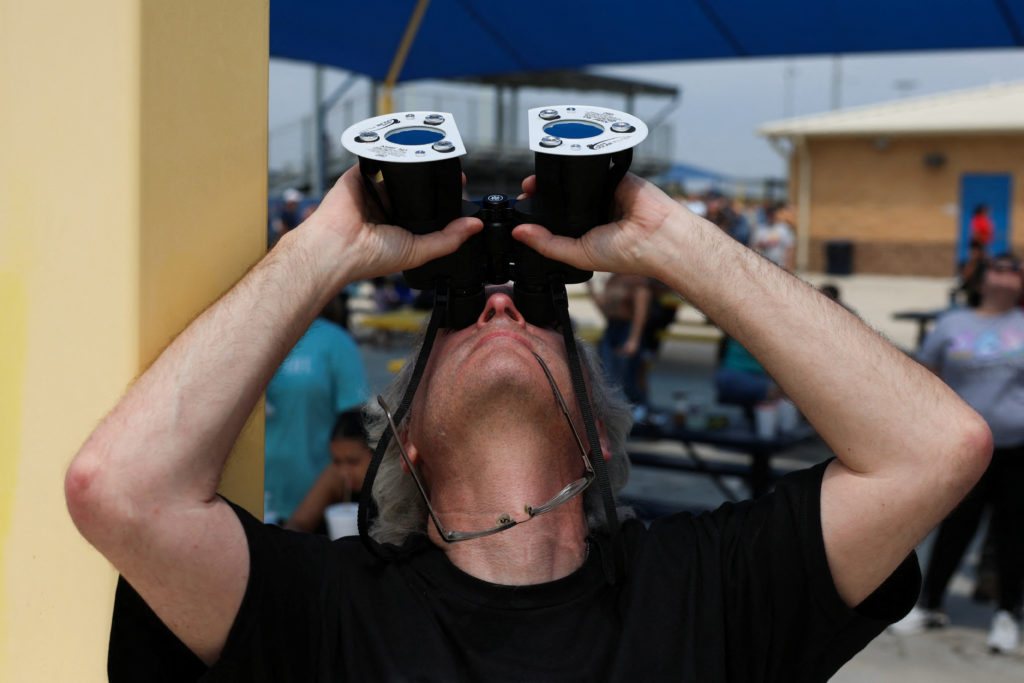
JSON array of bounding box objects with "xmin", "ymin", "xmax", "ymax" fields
[
  {"xmin": 385, "ymin": 127, "xmax": 446, "ymax": 145},
  {"xmin": 542, "ymin": 121, "xmax": 603, "ymax": 139}
]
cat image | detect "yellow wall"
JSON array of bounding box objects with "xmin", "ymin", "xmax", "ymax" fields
[{"xmin": 0, "ymin": 1, "xmax": 267, "ymax": 679}]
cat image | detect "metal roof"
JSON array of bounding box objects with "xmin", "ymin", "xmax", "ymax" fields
[{"xmin": 759, "ymin": 81, "xmax": 1024, "ymax": 138}]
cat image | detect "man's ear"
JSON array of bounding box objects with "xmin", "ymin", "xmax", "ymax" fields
[
  {"xmin": 400, "ymin": 439, "xmax": 421, "ymax": 473},
  {"xmin": 597, "ymin": 419, "xmax": 612, "ymax": 463}
]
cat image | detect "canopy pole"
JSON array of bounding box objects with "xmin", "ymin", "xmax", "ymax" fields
[
  {"xmin": 796, "ymin": 135, "xmax": 812, "ymax": 273},
  {"xmin": 378, "ymin": 0, "xmax": 431, "ymax": 114}
]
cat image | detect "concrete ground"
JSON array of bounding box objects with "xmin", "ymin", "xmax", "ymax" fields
[{"xmin": 352, "ymin": 272, "xmax": 1024, "ymax": 680}]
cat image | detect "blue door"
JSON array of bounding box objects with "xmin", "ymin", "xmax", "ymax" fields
[{"xmin": 959, "ymin": 173, "xmax": 1013, "ymax": 263}]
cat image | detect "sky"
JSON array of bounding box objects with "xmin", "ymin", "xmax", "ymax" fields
[{"xmin": 270, "ymin": 48, "xmax": 1024, "ymax": 181}]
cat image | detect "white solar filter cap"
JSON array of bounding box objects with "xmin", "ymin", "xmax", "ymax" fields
[
  {"xmin": 341, "ymin": 111, "xmax": 467, "ymax": 162},
  {"xmin": 527, "ymin": 105, "xmax": 648, "ymax": 156}
]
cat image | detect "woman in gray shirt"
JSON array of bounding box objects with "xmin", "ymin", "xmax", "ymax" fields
[{"xmin": 895, "ymin": 253, "xmax": 1024, "ymax": 653}]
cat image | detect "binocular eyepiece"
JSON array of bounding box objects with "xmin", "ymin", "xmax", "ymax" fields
[{"xmin": 341, "ymin": 106, "xmax": 648, "ymax": 329}]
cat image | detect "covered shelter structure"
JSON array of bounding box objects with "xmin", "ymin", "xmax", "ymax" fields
[
  {"xmin": 270, "ymin": 1, "xmax": 1024, "ymax": 82},
  {"xmin": 760, "ymin": 81, "xmax": 1024, "ymax": 276}
]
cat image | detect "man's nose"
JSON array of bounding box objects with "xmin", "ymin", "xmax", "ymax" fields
[{"xmin": 476, "ymin": 292, "xmax": 525, "ymax": 327}]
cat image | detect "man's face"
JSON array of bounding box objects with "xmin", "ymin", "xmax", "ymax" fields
[{"xmin": 407, "ymin": 286, "xmax": 577, "ymax": 455}]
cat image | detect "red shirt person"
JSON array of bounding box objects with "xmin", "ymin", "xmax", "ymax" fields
[{"xmin": 970, "ymin": 204, "xmax": 995, "ymax": 247}]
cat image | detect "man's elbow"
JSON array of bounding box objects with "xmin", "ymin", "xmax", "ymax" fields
[
  {"xmin": 947, "ymin": 410, "xmax": 993, "ymax": 492},
  {"xmin": 65, "ymin": 447, "xmax": 107, "ymax": 539},
  {"xmin": 65, "ymin": 444, "xmax": 132, "ymax": 547}
]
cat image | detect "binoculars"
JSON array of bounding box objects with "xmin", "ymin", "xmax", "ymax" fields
[{"xmin": 341, "ymin": 105, "xmax": 648, "ymax": 329}]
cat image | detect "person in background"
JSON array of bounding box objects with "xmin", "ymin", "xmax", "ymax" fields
[
  {"xmin": 705, "ymin": 190, "xmax": 750, "ymax": 246},
  {"xmin": 636, "ymin": 279, "xmax": 680, "ymax": 404},
  {"xmin": 970, "ymin": 204, "xmax": 994, "ymax": 249},
  {"xmin": 284, "ymin": 410, "xmax": 372, "ymax": 534},
  {"xmin": 683, "ymin": 191, "xmax": 706, "ymax": 217},
  {"xmin": 956, "ymin": 239, "xmax": 987, "ymax": 308},
  {"xmin": 819, "ymin": 282, "xmax": 858, "ymax": 317},
  {"xmin": 893, "ymin": 252, "xmax": 1024, "ymax": 653},
  {"xmin": 269, "ymin": 188, "xmax": 302, "ymax": 248},
  {"xmin": 752, "ymin": 203, "xmax": 795, "ymax": 271},
  {"xmin": 264, "ymin": 304, "xmax": 368, "ymax": 524},
  {"xmin": 589, "ymin": 274, "xmax": 653, "ymax": 414},
  {"xmin": 715, "ymin": 335, "xmax": 782, "ymax": 417}
]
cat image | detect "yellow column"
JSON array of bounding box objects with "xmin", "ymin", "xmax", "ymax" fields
[{"xmin": 0, "ymin": 1, "xmax": 268, "ymax": 679}]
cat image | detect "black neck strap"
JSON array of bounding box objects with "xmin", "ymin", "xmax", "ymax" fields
[
  {"xmin": 551, "ymin": 282, "xmax": 625, "ymax": 584},
  {"xmin": 357, "ymin": 286, "xmax": 447, "ymax": 559}
]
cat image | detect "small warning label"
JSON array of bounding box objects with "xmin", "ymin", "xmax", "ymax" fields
[{"xmin": 370, "ymin": 145, "xmax": 408, "ymax": 159}]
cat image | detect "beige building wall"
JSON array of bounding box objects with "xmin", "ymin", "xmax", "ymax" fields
[
  {"xmin": 791, "ymin": 134, "xmax": 1024, "ymax": 275},
  {"xmin": 1, "ymin": 1, "xmax": 267, "ymax": 679}
]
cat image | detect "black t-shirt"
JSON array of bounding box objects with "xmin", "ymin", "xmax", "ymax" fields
[{"xmin": 108, "ymin": 462, "xmax": 919, "ymax": 682}]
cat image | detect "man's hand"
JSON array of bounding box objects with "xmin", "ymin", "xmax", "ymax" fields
[
  {"xmin": 511, "ymin": 173, "xmax": 696, "ymax": 278},
  {"xmin": 300, "ymin": 166, "xmax": 481, "ymax": 285}
]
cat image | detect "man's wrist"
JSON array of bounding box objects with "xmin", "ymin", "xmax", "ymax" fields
[
  {"xmin": 644, "ymin": 204, "xmax": 714, "ymax": 284},
  {"xmin": 278, "ymin": 220, "xmax": 359, "ymax": 297}
]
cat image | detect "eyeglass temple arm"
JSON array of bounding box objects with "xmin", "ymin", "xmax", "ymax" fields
[
  {"xmin": 531, "ymin": 352, "xmax": 594, "ymax": 473},
  {"xmin": 376, "ymin": 396, "xmax": 457, "ymax": 541}
]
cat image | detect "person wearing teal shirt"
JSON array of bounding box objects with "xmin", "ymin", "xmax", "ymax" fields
[
  {"xmin": 265, "ymin": 317, "xmax": 368, "ymax": 521},
  {"xmin": 715, "ymin": 336, "xmax": 780, "ymax": 407}
]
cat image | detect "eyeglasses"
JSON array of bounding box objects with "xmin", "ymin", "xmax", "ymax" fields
[
  {"xmin": 989, "ymin": 261, "xmax": 1021, "ymax": 273},
  {"xmin": 377, "ymin": 351, "xmax": 594, "ymax": 543}
]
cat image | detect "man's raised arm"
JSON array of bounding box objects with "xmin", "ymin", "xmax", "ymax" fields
[
  {"xmin": 513, "ymin": 173, "xmax": 992, "ymax": 608},
  {"xmin": 64, "ymin": 167, "xmax": 480, "ymax": 664}
]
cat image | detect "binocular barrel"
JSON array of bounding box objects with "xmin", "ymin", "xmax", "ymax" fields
[{"xmin": 341, "ymin": 106, "xmax": 648, "ymax": 328}]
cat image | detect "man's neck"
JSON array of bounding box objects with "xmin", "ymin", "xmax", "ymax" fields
[
  {"xmin": 422, "ymin": 423, "xmax": 591, "ymax": 585},
  {"xmin": 429, "ymin": 506, "xmax": 590, "ymax": 586}
]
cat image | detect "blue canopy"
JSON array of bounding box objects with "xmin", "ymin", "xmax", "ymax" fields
[{"xmin": 270, "ymin": 0, "xmax": 1024, "ymax": 80}]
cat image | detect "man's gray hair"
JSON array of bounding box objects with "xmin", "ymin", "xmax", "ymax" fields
[{"xmin": 363, "ymin": 327, "xmax": 633, "ymax": 546}]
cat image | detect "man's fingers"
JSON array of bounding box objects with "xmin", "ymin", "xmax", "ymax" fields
[
  {"xmin": 517, "ymin": 175, "xmax": 537, "ymax": 200},
  {"xmin": 409, "ymin": 217, "xmax": 482, "ymax": 265},
  {"xmin": 511, "ymin": 224, "xmax": 594, "ymax": 271}
]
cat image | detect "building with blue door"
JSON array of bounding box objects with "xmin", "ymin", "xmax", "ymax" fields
[{"xmin": 760, "ymin": 82, "xmax": 1024, "ymax": 276}]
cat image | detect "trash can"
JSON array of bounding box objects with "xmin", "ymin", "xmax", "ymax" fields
[{"xmin": 825, "ymin": 240, "xmax": 854, "ymax": 275}]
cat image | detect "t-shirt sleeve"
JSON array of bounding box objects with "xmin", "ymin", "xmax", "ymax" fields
[
  {"xmin": 749, "ymin": 462, "xmax": 920, "ymax": 674},
  {"xmin": 107, "ymin": 501, "xmax": 330, "ymax": 682},
  {"xmin": 650, "ymin": 460, "xmax": 920, "ymax": 682},
  {"xmin": 775, "ymin": 461, "xmax": 918, "ymax": 676}
]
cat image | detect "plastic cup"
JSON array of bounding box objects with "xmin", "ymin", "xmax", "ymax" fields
[
  {"xmin": 778, "ymin": 399, "xmax": 800, "ymax": 434},
  {"xmin": 325, "ymin": 502, "xmax": 359, "ymax": 539},
  {"xmin": 754, "ymin": 402, "xmax": 778, "ymax": 440}
]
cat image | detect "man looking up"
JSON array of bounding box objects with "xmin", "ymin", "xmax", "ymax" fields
[{"xmin": 66, "ymin": 165, "xmax": 992, "ymax": 681}]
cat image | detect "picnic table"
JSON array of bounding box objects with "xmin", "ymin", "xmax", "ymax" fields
[
  {"xmin": 892, "ymin": 307, "xmax": 951, "ymax": 349},
  {"xmin": 628, "ymin": 410, "xmax": 818, "ymax": 500}
]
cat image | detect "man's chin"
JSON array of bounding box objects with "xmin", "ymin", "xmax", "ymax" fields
[{"xmin": 456, "ymin": 360, "xmax": 556, "ymax": 414}]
